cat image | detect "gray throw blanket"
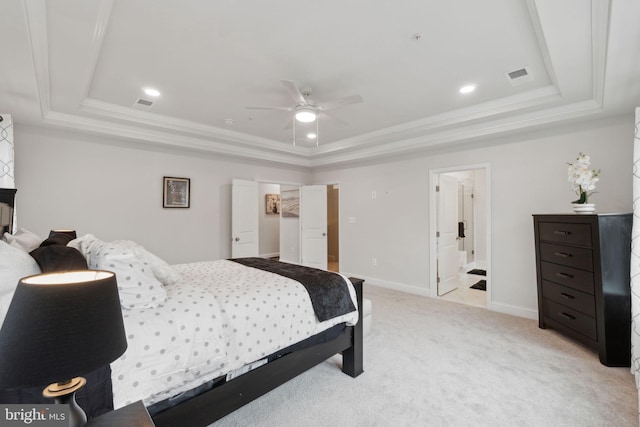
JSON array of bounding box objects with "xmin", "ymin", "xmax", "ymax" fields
[{"xmin": 230, "ymin": 258, "xmax": 356, "ymax": 322}]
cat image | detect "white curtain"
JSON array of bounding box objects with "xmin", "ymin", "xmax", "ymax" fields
[
  {"xmin": 0, "ymin": 114, "xmax": 15, "ymax": 232},
  {"xmin": 0, "ymin": 114, "xmax": 14, "ymax": 189},
  {"xmin": 631, "ymin": 106, "xmax": 640, "ymax": 423}
]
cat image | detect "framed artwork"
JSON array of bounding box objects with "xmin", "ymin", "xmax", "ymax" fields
[
  {"xmin": 163, "ymin": 176, "xmax": 190, "ymax": 208},
  {"xmin": 281, "ymin": 190, "xmax": 300, "ymax": 218},
  {"xmin": 266, "ymin": 194, "xmax": 280, "ymax": 215}
]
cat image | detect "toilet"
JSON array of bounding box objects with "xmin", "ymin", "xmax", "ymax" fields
[{"xmin": 458, "ymin": 250, "xmax": 467, "ymax": 271}]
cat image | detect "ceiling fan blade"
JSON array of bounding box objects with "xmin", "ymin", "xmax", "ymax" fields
[
  {"xmin": 321, "ymin": 111, "xmax": 349, "ymax": 127},
  {"xmin": 245, "ymin": 106, "xmax": 293, "ymax": 112},
  {"xmin": 316, "ymin": 94, "xmax": 363, "ymax": 111},
  {"xmin": 281, "ymin": 80, "xmax": 307, "ymax": 105}
]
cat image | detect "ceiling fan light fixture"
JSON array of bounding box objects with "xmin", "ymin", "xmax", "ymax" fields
[
  {"xmin": 307, "ymin": 132, "xmax": 317, "ymax": 139},
  {"xmin": 295, "ymin": 107, "xmax": 317, "ymax": 123}
]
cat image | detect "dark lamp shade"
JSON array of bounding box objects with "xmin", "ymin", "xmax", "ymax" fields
[
  {"xmin": 0, "ymin": 270, "xmax": 127, "ymax": 389},
  {"xmin": 48, "ymin": 229, "xmax": 77, "ymax": 240}
]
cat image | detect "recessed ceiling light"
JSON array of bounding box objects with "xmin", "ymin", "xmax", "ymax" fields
[
  {"xmin": 459, "ymin": 85, "xmax": 476, "ymax": 94},
  {"xmin": 307, "ymin": 133, "xmax": 317, "ymax": 139},
  {"xmin": 224, "ymin": 118, "xmax": 234, "ymax": 125},
  {"xmin": 143, "ymin": 87, "xmax": 161, "ymax": 97}
]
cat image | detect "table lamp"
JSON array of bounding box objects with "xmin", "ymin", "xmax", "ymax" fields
[
  {"xmin": 0, "ymin": 270, "xmax": 127, "ymax": 427},
  {"xmin": 48, "ymin": 229, "xmax": 77, "ymax": 240}
]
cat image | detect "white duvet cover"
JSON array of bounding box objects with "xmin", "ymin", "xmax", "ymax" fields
[{"xmin": 110, "ymin": 259, "xmax": 358, "ymax": 409}]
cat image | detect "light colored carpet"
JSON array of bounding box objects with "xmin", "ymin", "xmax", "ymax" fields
[{"xmin": 212, "ymin": 285, "xmax": 637, "ymax": 426}]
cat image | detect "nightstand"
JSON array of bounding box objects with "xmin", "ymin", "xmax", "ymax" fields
[{"xmin": 87, "ymin": 401, "xmax": 155, "ymax": 427}]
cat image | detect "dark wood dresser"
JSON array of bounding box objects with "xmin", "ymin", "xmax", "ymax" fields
[{"xmin": 533, "ymin": 213, "xmax": 632, "ymax": 367}]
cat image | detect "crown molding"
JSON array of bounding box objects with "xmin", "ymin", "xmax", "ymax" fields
[
  {"xmin": 591, "ymin": 0, "xmax": 612, "ymax": 106},
  {"xmin": 42, "ymin": 110, "xmax": 313, "ymax": 167},
  {"xmin": 21, "ymin": 0, "xmax": 614, "ymax": 170},
  {"xmin": 307, "ymin": 99, "xmax": 604, "ymax": 167},
  {"xmin": 79, "ymin": 0, "xmax": 114, "ymax": 99},
  {"xmin": 79, "ymin": 98, "xmax": 315, "ymax": 156},
  {"xmin": 311, "ymin": 85, "xmax": 562, "ymax": 156},
  {"xmin": 22, "ymin": 0, "xmax": 50, "ymax": 118}
]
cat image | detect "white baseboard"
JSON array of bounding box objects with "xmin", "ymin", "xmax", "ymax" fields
[
  {"xmin": 489, "ymin": 301, "xmax": 538, "ymax": 320},
  {"xmin": 340, "ymin": 272, "xmax": 431, "ymax": 298},
  {"xmin": 342, "ymin": 271, "xmax": 538, "ymax": 320}
]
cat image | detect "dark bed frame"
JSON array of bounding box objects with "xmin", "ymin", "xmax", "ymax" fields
[
  {"xmin": 152, "ymin": 277, "xmax": 364, "ymax": 427},
  {"xmin": 0, "ymin": 188, "xmax": 364, "ymax": 426}
]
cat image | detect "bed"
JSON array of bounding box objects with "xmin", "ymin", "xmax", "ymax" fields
[
  {"xmin": 148, "ymin": 262, "xmax": 363, "ymax": 427},
  {"xmin": 3, "ymin": 226, "xmax": 363, "ymax": 426},
  {"xmin": 0, "ymin": 190, "xmax": 363, "ymax": 426}
]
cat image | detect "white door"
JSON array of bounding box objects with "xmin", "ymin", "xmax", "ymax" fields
[
  {"xmin": 300, "ymin": 185, "xmax": 327, "ymax": 270},
  {"xmin": 437, "ymin": 175, "xmax": 459, "ymax": 296},
  {"xmin": 231, "ymin": 179, "xmax": 259, "ymax": 258}
]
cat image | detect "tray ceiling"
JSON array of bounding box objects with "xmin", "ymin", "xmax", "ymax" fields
[{"xmin": 1, "ymin": 0, "xmax": 639, "ymax": 167}]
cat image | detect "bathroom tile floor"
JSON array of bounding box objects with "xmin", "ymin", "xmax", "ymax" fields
[{"xmin": 439, "ymin": 268, "xmax": 487, "ymax": 309}]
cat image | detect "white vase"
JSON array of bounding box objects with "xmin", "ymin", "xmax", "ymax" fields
[{"xmin": 572, "ymin": 203, "xmax": 596, "ymax": 213}]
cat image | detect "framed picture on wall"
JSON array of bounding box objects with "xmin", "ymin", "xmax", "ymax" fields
[
  {"xmin": 266, "ymin": 194, "xmax": 280, "ymax": 214},
  {"xmin": 163, "ymin": 176, "xmax": 190, "ymax": 208},
  {"xmin": 281, "ymin": 190, "xmax": 299, "ymax": 217}
]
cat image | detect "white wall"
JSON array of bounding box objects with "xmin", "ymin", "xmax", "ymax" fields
[
  {"xmin": 14, "ymin": 126, "xmax": 311, "ymax": 264},
  {"xmin": 258, "ymin": 183, "xmax": 280, "ymax": 257},
  {"xmin": 312, "ymin": 115, "xmax": 634, "ymax": 318},
  {"xmin": 473, "ymin": 168, "xmax": 487, "ymax": 264},
  {"xmin": 13, "ymin": 115, "xmax": 634, "ymax": 319}
]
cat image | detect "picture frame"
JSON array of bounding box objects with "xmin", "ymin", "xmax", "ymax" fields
[
  {"xmin": 265, "ymin": 194, "xmax": 280, "ymax": 215},
  {"xmin": 163, "ymin": 176, "xmax": 190, "ymax": 208},
  {"xmin": 281, "ymin": 190, "xmax": 300, "ymax": 218}
]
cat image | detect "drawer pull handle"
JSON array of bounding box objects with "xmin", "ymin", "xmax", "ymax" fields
[
  {"xmin": 554, "ymin": 252, "xmax": 572, "ymax": 258},
  {"xmin": 556, "ymin": 272, "xmax": 574, "ymax": 279},
  {"xmin": 553, "ymin": 230, "xmax": 571, "ymax": 236},
  {"xmin": 559, "ymin": 312, "xmax": 576, "ymax": 321},
  {"xmin": 560, "ymin": 292, "xmax": 575, "ymax": 300}
]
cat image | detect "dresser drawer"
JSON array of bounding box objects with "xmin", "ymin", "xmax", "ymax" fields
[
  {"xmin": 540, "ymin": 261, "xmax": 594, "ymax": 294},
  {"xmin": 541, "ymin": 280, "xmax": 595, "ymax": 317},
  {"xmin": 542, "ymin": 299, "xmax": 597, "ymax": 340},
  {"xmin": 539, "ymin": 242, "xmax": 593, "ymax": 271},
  {"xmin": 538, "ymin": 222, "xmax": 592, "ymax": 247}
]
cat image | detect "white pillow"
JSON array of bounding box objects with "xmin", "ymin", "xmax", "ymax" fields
[
  {"xmin": 3, "ymin": 228, "xmax": 43, "ymax": 252},
  {"xmin": 115, "ymin": 240, "xmax": 182, "ymax": 286},
  {"xmin": 0, "ymin": 240, "xmax": 42, "ymax": 325},
  {"xmin": 70, "ymin": 235, "xmax": 167, "ymax": 309},
  {"xmin": 67, "ymin": 233, "xmax": 98, "ymax": 256}
]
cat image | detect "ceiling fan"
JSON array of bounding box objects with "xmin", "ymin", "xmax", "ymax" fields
[{"xmin": 246, "ymin": 80, "xmax": 363, "ymax": 146}]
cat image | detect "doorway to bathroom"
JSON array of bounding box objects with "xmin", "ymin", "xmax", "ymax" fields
[{"xmin": 429, "ymin": 165, "xmax": 490, "ymax": 309}]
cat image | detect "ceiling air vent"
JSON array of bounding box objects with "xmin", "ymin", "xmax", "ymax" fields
[
  {"xmin": 504, "ymin": 66, "xmax": 532, "ymax": 86},
  {"xmin": 133, "ymin": 98, "xmax": 155, "ymax": 110}
]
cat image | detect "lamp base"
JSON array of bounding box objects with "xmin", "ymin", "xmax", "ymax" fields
[{"xmin": 43, "ymin": 377, "xmax": 87, "ymax": 427}]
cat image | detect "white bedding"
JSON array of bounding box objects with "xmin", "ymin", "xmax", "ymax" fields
[{"xmin": 110, "ymin": 259, "xmax": 358, "ymax": 409}]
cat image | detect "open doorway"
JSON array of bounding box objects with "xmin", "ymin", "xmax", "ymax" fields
[
  {"xmin": 327, "ymin": 184, "xmax": 339, "ymax": 272},
  {"xmin": 258, "ymin": 182, "xmax": 282, "ymax": 259},
  {"xmin": 255, "ymin": 181, "xmax": 339, "ymax": 272},
  {"xmin": 429, "ymin": 165, "xmax": 490, "ymax": 310}
]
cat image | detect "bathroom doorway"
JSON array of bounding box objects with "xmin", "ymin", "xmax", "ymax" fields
[{"xmin": 430, "ymin": 165, "xmax": 490, "ymax": 309}]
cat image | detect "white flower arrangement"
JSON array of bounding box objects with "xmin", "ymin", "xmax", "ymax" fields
[{"xmin": 567, "ymin": 152, "xmax": 600, "ymax": 204}]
